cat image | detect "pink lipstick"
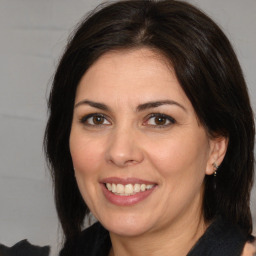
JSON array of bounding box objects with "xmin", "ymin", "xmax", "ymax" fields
[{"xmin": 101, "ymin": 177, "xmax": 157, "ymax": 206}]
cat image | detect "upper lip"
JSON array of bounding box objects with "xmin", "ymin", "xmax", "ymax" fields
[{"xmin": 101, "ymin": 177, "xmax": 157, "ymax": 185}]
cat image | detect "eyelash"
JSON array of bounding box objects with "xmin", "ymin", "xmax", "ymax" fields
[
  {"xmin": 79, "ymin": 113, "xmax": 176, "ymax": 128},
  {"xmin": 79, "ymin": 113, "xmax": 111, "ymax": 126},
  {"xmin": 144, "ymin": 113, "xmax": 176, "ymax": 128}
]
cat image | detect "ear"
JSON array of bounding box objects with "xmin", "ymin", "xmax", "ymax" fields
[{"xmin": 205, "ymin": 136, "xmax": 228, "ymax": 175}]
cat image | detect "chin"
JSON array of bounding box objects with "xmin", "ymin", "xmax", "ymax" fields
[
  {"xmin": 100, "ymin": 213, "xmax": 154, "ymax": 237},
  {"xmin": 108, "ymin": 224, "xmax": 150, "ymax": 237}
]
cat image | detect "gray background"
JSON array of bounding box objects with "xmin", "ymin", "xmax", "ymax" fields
[{"xmin": 0, "ymin": 0, "xmax": 255, "ymax": 255}]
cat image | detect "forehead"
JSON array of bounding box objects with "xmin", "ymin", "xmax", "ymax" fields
[{"xmin": 75, "ymin": 48, "xmax": 191, "ymax": 108}]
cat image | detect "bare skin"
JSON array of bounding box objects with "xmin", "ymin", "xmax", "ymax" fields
[
  {"xmin": 242, "ymin": 240, "xmax": 256, "ymax": 256},
  {"xmin": 70, "ymin": 48, "xmax": 228, "ymax": 256}
]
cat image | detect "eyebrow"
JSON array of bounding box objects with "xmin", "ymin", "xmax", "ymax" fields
[
  {"xmin": 75, "ymin": 99, "xmax": 186, "ymax": 112},
  {"xmin": 136, "ymin": 100, "xmax": 187, "ymax": 112},
  {"xmin": 75, "ymin": 100, "xmax": 109, "ymax": 111}
]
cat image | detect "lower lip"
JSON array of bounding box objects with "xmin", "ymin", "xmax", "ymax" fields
[{"xmin": 101, "ymin": 184, "xmax": 156, "ymax": 206}]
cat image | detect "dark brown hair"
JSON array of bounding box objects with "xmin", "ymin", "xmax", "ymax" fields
[{"xmin": 44, "ymin": 0, "xmax": 255, "ymax": 244}]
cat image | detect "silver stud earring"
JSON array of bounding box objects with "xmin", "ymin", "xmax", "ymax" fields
[{"xmin": 213, "ymin": 163, "xmax": 219, "ymax": 176}]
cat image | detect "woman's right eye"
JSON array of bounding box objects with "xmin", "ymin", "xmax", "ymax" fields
[{"xmin": 80, "ymin": 114, "xmax": 111, "ymax": 126}]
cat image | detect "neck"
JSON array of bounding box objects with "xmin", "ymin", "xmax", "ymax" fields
[{"xmin": 109, "ymin": 210, "xmax": 208, "ymax": 256}]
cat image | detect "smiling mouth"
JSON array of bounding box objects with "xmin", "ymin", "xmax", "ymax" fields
[{"xmin": 105, "ymin": 183, "xmax": 155, "ymax": 196}]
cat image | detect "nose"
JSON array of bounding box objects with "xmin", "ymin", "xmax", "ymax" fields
[{"xmin": 105, "ymin": 127, "xmax": 144, "ymax": 168}]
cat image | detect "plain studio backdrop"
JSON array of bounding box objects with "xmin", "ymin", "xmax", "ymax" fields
[{"xmin": 0, "ymin": 0, "xmax": 255, "ymax": 255}]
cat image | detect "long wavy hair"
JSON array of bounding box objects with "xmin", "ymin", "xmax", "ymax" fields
[{"xmin": 44, "ymin": 0, "xmax": 255, "ymax": 244}]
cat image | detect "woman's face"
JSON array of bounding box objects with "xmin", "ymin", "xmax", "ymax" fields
[{"xmin": 70, "ymin": 48, "xmax": 221, "ymax": 237}]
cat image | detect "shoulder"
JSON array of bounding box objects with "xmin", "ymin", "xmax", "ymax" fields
[
  {"xmin": 59, "ymin": 222, "xmax": 111, "ymax": 256},
  {"xmin": 241, "ymin": 238, "xmax": 256, "ymax": 256},
  {"xmin": 188, "ymin": 216, "xmax": 248, "ymax": 256},
  {"xmin": 0, "ymin": 240, "xmax": 50, "ymax": 256}
]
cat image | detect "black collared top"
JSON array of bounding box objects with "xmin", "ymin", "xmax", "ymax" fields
[{"xmin": 59, "ymin": 216, "xmax": 247, "ymax": 256}]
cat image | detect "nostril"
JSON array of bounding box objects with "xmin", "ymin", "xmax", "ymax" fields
[
  {"xmin": 105, "ymin": 140, "xmax": 144, "ymax": 167},
  {"xmin": 107, "ymin": 158, "xmax": 139, "ymax": 167},
  {"xmin": 125, "ymin": 160, "xmax": 138, "ymax": 166}
]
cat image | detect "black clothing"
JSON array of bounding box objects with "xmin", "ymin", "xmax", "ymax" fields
[
  {"xmin": 0, "ymin": 240, "xmax": 50, "ymax": 256},
  {"xmin": 187, "ymin": 216, "xmax": 247, "ymax": 256},
  {"xmin": 59, "ymin": 223, "xmax": 111, "ymax": 256},
  {"xmin": 59, "ymin": 216, "xmax": 247, "ymax": 256}
]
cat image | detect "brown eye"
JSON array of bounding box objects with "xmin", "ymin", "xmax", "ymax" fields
[
  {"xmin": 154, "ymin": 116, "xmax": 167, "ymax": 125},
  {"xmin": 92, "ymin": 116, "xmax": 105, "ymax": 125},
  {"xmin": 80, "ymin": 114, "xmax": 111, "ymax": 126},
  {"xmin": 145, "ymin": 113, "xmax": 175, "ymax": 128}
]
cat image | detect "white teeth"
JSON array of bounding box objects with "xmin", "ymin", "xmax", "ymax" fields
[
  {"xmin": 146, "ymin": 184, "xmax": 154, "ymax": 189},
  {"xmin": 141, "ymin": 184, "xmax": 146, "ymax": 192},
  {"xmin": 116, "ymin": 184, "xmax": 124, "ymax": 194},
  {"xmin": 106, "ymin": 183, "xmax": 112, "ymax": 191},
  {"xmin": 134, "ymin": 184, "xmax": 141, "ymax": 193},
  {"xmin": 124, "ymin": 184, "xmax": 133, "ymax": 194},
  {"xmin": 112, "ymin": 183, "xmax": 116, "ymax": 193},
  {"xmin": 105, "ymin": 183, "xmax": 155, "ymax": 196}
]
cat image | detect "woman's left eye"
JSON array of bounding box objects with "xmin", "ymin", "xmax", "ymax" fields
[{"xmin": 144, "ymin": 114, "xmax": 175, "ymax": 127}]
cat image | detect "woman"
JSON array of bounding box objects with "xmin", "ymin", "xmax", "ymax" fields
[{"xmin": 44, "ymin": 1, "xmax": 255, "ymax": 255}]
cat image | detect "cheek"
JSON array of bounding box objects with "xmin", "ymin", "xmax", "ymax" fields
[
  {"xmin": 69, "ymin": 131, "xmax": 105, "ymax": 176},
  {"xmin": 147, "ymin": 133, "xmax": 209, "ymax": 212},
  {"xmin": 69, "ymin": 131, "xmax": 105, "ymax": 210},
  {"xmin": 147, "ymin": 131, "xmax": 210, "ymax": 178}
]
